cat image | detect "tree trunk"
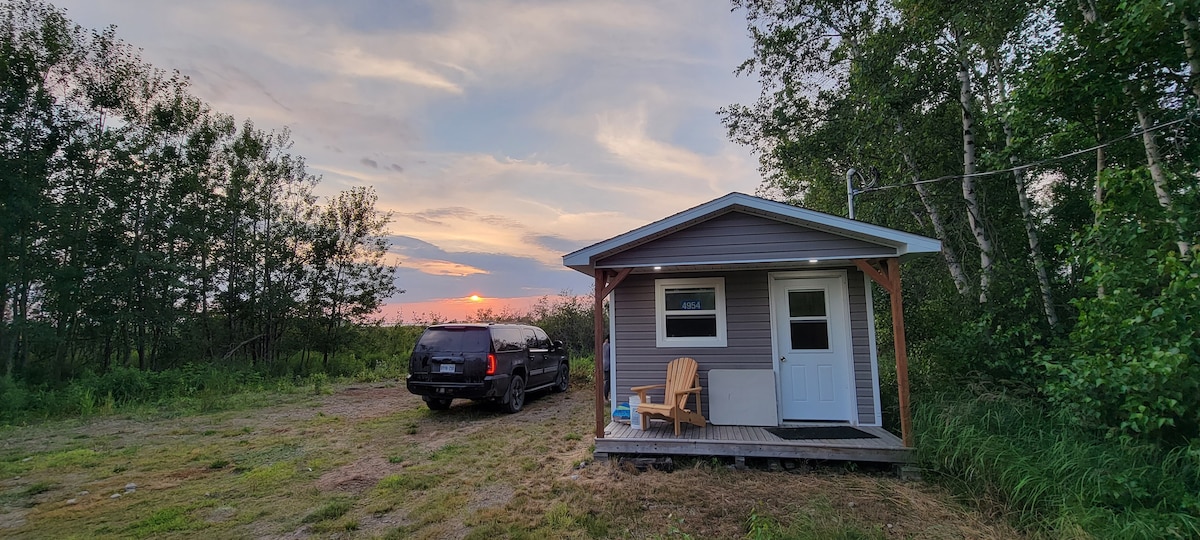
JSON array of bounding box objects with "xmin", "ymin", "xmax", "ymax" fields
[
  {"xmin": 102, "ymin": 334, "xmax": 112, "ymax": 372},
  {"xmin": 917, "ymin": 183, "xmax": 974, "ymax": 295},
  {"xmin": 1134, "ymin": 104, "xmax": 1173, "ymax": 210},
  {"xmin": 1182, "ymin": 12, "xmax": 1200, "ymax": 103},
  {"xmin": 1007, "ymin": 139, "xmax": 1059, "ymax": 328},
  {"xmin": 13, "ymin": 232, "xmax": 32, "ymax": 376},
  {"xmin": 993, "ymin": 57, "xmax": 1059, "ymax": 328},
  {"xmin": 0, "ymin": 272, "xmax": 9, "ymax": 377},
  {"xmin": 1173, "ymin": 12, "xmax": 1199, "ymax": 258},
  {"xmin": 1078, "ymin": 0, "xmax": 1098, "ymax": 24},
  {"xmin": 1130, "ymin": 89, "xmax": 1189, "ymax": 257},
  {"xmin": 898, "ymin": 139, "xmax": 972, "ymax": 296},
  {"xmin": 200, "ymin": 248, "xmax": 215, "ymax": 360},
  {"xmin": 955, "ymin": 31, "xmax": 994, "ymax": 303},
  {"xmin": 1094, "ymin": 108, "xmax": 1105, "ymax": 208},
  {"xmin": 1079, "ymin": 0, "xmax": 1111, "ymax": 288},
  {"xmin": 54, "ymin": 311, "xmax": 69, "ymax": 380}
]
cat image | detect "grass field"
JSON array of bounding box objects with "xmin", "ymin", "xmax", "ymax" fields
[{"xmin": 0, "ymin": 382, "xmax": 1021, "ymax": 539}]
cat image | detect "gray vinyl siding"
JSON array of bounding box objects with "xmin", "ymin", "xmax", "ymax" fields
[
  {"xmin": 612, "ymin": 268, "xmax": 877, "ymax": 425},
  {"xmin": 847, "ymin": 271, "xmax": 876, "ymax": 424},
  {"xmin": 597, "ymin": 211, "xmax": 896, "ymax": 267}
]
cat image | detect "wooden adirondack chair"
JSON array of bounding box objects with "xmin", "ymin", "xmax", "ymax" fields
[{"xmin": 631, "ymin": 357, "xmax": 706, "ymax": 436}]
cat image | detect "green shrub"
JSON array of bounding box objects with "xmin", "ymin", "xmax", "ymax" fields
[
  {"xmin": 916, "ymin": 393, "xmax": 1200, "ymax": 538},
  {"xmin": 1042, "ymin": 172, "xmax": 1200, "ymax": 442},
  {"xmin": 0, "ymin": 375, "xmax": 30, "ymax": 415}
]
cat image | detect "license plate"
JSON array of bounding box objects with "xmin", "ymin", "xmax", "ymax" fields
[{"xmin": 439, "ymin": 363, "xmax": 456, "ymax": 374}]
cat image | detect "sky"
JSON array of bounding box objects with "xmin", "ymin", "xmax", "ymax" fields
[{"xmin": 53, "ymin": 0, "xmax": 765, "ymax": 321}]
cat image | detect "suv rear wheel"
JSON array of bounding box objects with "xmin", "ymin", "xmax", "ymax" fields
[
  {"xmin": 502, "ymin": 375, "xmax": 526, "ymax": 413},
  {"xmin": 552, "ymin": 362, "xmax": 570, "ymax": 393},
  {"xmin": 424, "ymin": 397, "xmax": 452, "ymax": 410}
]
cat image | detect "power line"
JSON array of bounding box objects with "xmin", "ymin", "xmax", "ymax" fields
[{"xmin": 858, "ymin": 115, "xmax": 1192, "ymax": 193}]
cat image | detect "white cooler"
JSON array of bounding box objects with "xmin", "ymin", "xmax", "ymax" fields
[{"xmin": 629, "ymin": 395, "xmax": 643, "ymax": 430}]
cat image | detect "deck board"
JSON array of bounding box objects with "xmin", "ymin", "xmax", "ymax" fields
[{"xmin": 598, "ymin": 422, "xmax": 911, "ymax": 463}]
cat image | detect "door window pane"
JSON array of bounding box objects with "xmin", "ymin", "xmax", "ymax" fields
[
  {"xmin": 666, "ymin": 315, "xmax": 718, "ymax": 337},
  {"xmin": 788, "ymin": 291, "xmax": 825, "ymax": 317},
  {"xmin": 790, "ymin": 321, "xmax": 829, "ymax": 349}
]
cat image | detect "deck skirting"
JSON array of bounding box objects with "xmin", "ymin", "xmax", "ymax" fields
[{"xmin": 596, "ymin": 422, "xmax": 912, "ymax": 463}]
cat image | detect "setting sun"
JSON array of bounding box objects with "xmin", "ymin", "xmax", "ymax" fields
[{"xmin": 469, "ymin": 295, "xmax": 482, "ymax": 302}]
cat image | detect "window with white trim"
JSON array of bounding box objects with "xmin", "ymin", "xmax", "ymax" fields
[{"xmin": 655, "ymin": 277, "xmax": 727, "ymax": 347}]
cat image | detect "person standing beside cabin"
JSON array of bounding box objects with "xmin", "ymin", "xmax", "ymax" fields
[{"xmin": 602, "ymin": 336, "xmax": 611, "ymax": 401}]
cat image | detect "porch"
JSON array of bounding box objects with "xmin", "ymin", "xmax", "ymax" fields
[{"xmin": 595, "ymin": 421, "xmax": 913, "ymax": 464}]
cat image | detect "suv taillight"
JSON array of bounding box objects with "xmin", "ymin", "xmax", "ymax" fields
[{"xmin": 486, "ymin": 353, "xmax": 496, "ymax": 376}]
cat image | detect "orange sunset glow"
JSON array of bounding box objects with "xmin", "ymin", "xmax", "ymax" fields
[{"xmin": 379, "ymin": 295, "xmax": 547, "ymax": 324}]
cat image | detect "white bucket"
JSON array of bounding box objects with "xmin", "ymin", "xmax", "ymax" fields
[{"xmin": 629, "ymin": 396, "xmax": 642, "ymax": 430}]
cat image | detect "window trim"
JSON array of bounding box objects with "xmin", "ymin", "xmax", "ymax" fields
[{"xmin": 655, "ymin": 277, "xmax": 727, "ymax": 348}]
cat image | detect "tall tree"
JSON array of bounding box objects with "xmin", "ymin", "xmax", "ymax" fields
[
  {"xmin": 306, "ymin": 187, "xmax": 400, "ymax": 368},
  {"xmin": 727, "ymin": 0, "xmax": 1200, "ymax": 440},
  {"xmin": 1, "ymin": 0, "xmax": 403, "ymax": 384}
]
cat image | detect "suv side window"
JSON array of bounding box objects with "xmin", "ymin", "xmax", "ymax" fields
[
  {"xmin": 492, "ymin": 328, "xmax": 524, "ymax": 352},
  {"xmin": 522, "ymin": 329, "xmax": 538, "ymax": 350},
  {"xmin": 533, "ymin": 328, "xmax": 551, "ymax": 349}
]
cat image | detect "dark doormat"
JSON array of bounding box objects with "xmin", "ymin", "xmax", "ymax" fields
[{"xmin": 766, "ymin": 426, "xmax": 878, "ymax": 440}]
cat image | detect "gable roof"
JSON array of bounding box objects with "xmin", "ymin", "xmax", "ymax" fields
[{"xmin": 562, "ymin": 192, "xmax": 941, "ymax": 274}]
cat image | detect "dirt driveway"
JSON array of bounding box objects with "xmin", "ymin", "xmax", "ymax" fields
[{"xmin": 0, "ymin": 382, "xmax": 1021, "ymax": 539}]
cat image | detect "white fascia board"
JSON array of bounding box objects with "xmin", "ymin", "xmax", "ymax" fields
[
  {"xmin": 593, "ymin": 253, "xmax": 899, "ymax": 270},
  {"xmin": 562, "ymin": 192, "xmax": 941, "ymax": 273}
]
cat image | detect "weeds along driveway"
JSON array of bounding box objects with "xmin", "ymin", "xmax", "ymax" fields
[{"xmin": 0, "ymin": 384, "xmax": 1021, "ymax": 539}]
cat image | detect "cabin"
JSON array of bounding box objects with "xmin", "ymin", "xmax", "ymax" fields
[{"xmin": 563, "ymin": 192, "xmax": 940, "ymax": 463}]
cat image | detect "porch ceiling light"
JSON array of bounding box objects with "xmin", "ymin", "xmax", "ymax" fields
[
  {"xmin": 808, "ymin": 259, "xmax": 818, "ymax": 263},
  {"xmin": 653, "ymin": 266, "xmax": 663, "ymax": 270}
]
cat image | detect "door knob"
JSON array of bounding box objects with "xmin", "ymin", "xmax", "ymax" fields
[{"xmin": 780, "ymin": 356, "xmax": 786, "ymax": 362}]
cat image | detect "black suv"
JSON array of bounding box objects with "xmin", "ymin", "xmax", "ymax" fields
[{"xmin": 406, "ymin": 323, "xmax": 570, "ymax": 412}]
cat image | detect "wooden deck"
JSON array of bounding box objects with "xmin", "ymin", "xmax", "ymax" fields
[{"xmin": 596, "ymin": 421, "xmax": 913, "ymax": 464}]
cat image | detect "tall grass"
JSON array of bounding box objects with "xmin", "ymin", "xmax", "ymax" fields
[
  {"xmin": 0, "ymin": 366, "xmax": 279, "ymax": 422},
  {"xmin": 570, "ymin": 354, "xmax": 596, "ymax": 387},
  {"xmin": 0, "ymin": 351, "xmax": 411, "ymax": 423},
  {"xmin": 916, "ymin": 393, "xmax": 1200, "ymax": 539}
]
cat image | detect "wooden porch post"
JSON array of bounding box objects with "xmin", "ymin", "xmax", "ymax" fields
[
  {"xmin": 853, "ymin": 258, "xmax": 913, "ymax": 448},
  {"xmin": 593, "ymin": 267, "xmax": 631, "ymax": 439},
  {"xmin": 886, "ymin": 258, "xmax": 913, "ymax": 448}
]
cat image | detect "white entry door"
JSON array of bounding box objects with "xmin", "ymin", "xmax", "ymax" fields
[{"xmin": 772, "ymin": 275, "xmax": 853, "ymax": 422}]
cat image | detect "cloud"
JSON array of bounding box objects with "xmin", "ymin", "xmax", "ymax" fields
[
  {"xmin": 524, "ymin": 233, "xmax": 580, "ymax": 254},
  {"xmin": 400, "ymin": 258, "xmax": 489, "ymax": 277},
  {"xmin": 50, "ymin": 0, "xmax": 764, "ymax": 311},
  {"xmin": 594, "ymin": 102, "xmax": 747, "ymax": 195},
  {"xmin": 394, "ymin": 207, "xmax": 521, "ymax": 229},
  {"xmin": 330, "ymin": 47, "xmax": 463, "ymax": 93},
  {"xmin": 384, "ymin": 235, "xmax": 589, "ymax": 303},
  {"xmin": 391, "ymin": 205, "xmax": 565, "ymax": 265}
]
